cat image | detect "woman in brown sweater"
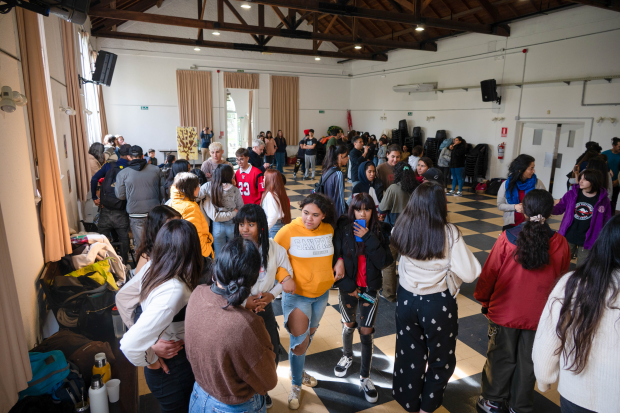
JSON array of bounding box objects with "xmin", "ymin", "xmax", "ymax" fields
[{"xmin": 185, "ymin": 237, "xmax": 278, "ymax": 413}]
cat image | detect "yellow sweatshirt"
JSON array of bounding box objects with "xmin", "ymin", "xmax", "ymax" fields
[
  {"xmin": 274, "ymin": 217, "xmax": 334, "ymax": 298},
  {"xmin": 169, "ymin": 186, "xmax": 214, "ymax": 259}
]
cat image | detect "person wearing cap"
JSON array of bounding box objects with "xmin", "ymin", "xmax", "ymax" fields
[
  {"xmin": 115, "ymin": 145, "xmax": 166, "ymax": 250},
  {"xmin": 302, "ymin": 129, "xmax": 318, "ymax": 180},
  {"xmin": 422, "ymin": 167, "xmax": 445, "ymax": 188},
  {"xmin": 146, "ymin": 149, "xmax": 158, "ymax": 166}
]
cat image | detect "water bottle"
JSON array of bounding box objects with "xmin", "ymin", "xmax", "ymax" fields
[
  {"xmin": 88, "ymin": 374, "xmax": 109, "ymax": 413},
  {"xmin": 111, "ymin": 306, "xmax": 125, "ymax": 338}
]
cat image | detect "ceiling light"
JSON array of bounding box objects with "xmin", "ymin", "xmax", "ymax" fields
[
  {"xmin": 212, "ymin": 31, "xmax": 220, "ymax": 36},
  {"xmin": 415, "ymin": 24, "xmax": 425, "ymax": 31},
  {"xmin": 315, "ymin": 57, "xmax": 321, "ymax": 61},
  {"xmin": 354, "ymin": 45, "xmax": 362, "ymax": 49},
  {"xmin": 194, "ymin": 47, "xmax": 201, "ymax": 51},
  {"xmin": 240, "ymin": 2, "xmax": 251, "ymax": 8}
]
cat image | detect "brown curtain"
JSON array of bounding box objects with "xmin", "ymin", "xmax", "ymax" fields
[
  {"xmin": 223, "ymin": 72, "xmax": 259, "ymax": 89},
  {"xmin": 98, "ymin": 85, "xmax": 109, "ymax": 141},
  {"xmin": 0, "ymin": 204, "xmax": 32, "ymax": 413},
  {"xmin": 17, "ymin": 9, "xmax": 72, "ymax": 262},
  {"xmin": 62, "ymin": 21, "xmax": 89, "ymax": 202},
  {"xmin": 176, "ymin": 70, "xmax": 213, "ymax": 130},
  {"xmin": 248, "ymin": 90, "xmax": 253, "ymax": 146},
  {"xmin": 271, "ymin": 76, "xmax": 299, "ymax": 145}
]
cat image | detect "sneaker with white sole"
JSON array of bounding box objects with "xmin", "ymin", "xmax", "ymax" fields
[
  {"xmin": 289, "ymin": 371, "xmax": 318, "ymax": 387},
  {"xmin": 476, "ymin": 396, "xmax": 504, "ymax": 413},
  {"xmin": 455, "ymin": 191, "xmax": 463, "ymax": 197},
  {"xmin": 360, "ymin": 377, "xmax": 378, "ymax": 403},
  {"xmin": 288, "ymin": 385, "xmax": 301, "ymax": 410},
  {"xmin": 265, "ymin": 393, "xmax": 273, "ymax": 409},
  {"xmin": 447, "ymin": 190, "xmax": 455, "ymax": 195},
  {"xmin": 334, "ymin": 356, "xmax": 353, "ymax": 377}
]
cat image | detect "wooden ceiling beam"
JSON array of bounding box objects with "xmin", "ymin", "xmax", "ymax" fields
[
  {"xmin": 271, "ymin": 6, "xmax": 293, "ymax": 28},
  {"xmin": 92, "ymin": 0, "xmax": 160, "ymax": 32},
  {"xmin": 567, "ymin": 0, "xmax": 620, "ymax": 11},
  {"xmin": 88, "ymin": 8, "xmax": 437, "ymax": 50},
  {"xmin": 222, "ymin": 0, "xmax": 262, "ymax": 44},
  {"xmin": 239, "ymin": 0, "xmax": 510, "ymax": 35},
  {"xmin": 477, "ymin": 0, "xmax": 502, "ymax": 21},
  {"xmin": 93, "ymin": 30, "xmax": 389, "ymax": 60},
  {"xmin": 262, "ymin": 10, "xmax": 311, "ymax": 45},
  {"xmin": 316, "ymin": 14, "xmax": 338, "ymax": 48},
  {"xmin": 197, "ymin": 0, "xmax": 206, "ymax": 40}
]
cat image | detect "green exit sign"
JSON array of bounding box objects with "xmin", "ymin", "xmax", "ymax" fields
[
  {"xmin": 141, "ymin": 106, "xmax": 149, "ymax": 110},
  {"xmin": 319, "ymin": 110, "xmax": 325, "ymax": 114},
  {"xmin": 237, "ymin": 69, "xmax": 245, "ymax": 72},
  {"xmin": 408, "ymin": 112, "xmax": 412, "ymax": 116}
]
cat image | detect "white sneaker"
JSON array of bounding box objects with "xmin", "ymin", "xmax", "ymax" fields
[
  {"xmin": 334, "ymin": 356, "xmax": 353, "ymax": 377},
  {"xmin": 301, "ymin": 371, "xmax": 318, "ymax": 387},
  {"xmin": 288, "ymin": 385, "xmax": 301, "ymax": 410},
  {"xmin": 455, "ymin": 191, "xmax": 463, "ymax": 197},
  {"xmin": 360, "ymin": 377, "xmax": 378, "ymax": 403},
  {"xmin": 447, "ymin": 190, "xmax": 455, "ymax": 195}
]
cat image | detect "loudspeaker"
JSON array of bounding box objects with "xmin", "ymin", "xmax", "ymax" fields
[
  {"xmin": 480, "ymin": 79, "xmax": 500, "ymax": 104},
  {"xmin": 92, "ymin": 51, "xmax": 117, "ymax": 87}
]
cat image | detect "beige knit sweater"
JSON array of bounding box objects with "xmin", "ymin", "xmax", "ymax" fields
[{"xmin": 532, "ymin": 271, "xmax": 620, "ymax": 413}]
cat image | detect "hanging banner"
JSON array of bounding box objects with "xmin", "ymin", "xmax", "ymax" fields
[{"xmin": 176, "ymin": 127, "xmax": 199, "ymax": 160}]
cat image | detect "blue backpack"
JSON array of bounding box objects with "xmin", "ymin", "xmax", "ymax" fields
[{"xmin": 19, "ymin": 351, "xmax": 70, "ymax": 400}]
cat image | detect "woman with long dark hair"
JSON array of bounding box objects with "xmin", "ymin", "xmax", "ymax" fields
[
  {"xmin": 497, "ymin": 154, "xmax": 546, "ymax": 231},
  {"xmin": 261, "ymin": 169, "xmax": 292, "ymax": 238},
  {"xmin": 321, "ymin": 144, "xmax": 350, "ymax": 218},
  {"xmin": 553, "ymin": 169, "xmax": 612, "ymax": 265},
  {"xmin": 165, "ymin": 159, "xmax": 191, "ymax": 202},
  {"xmin": 416, "ymin": 156, "xmax": 433, "ymax": 183},
  {"xmin": 120, "ymin": 219, "xmax": 203, "ymax": 413},
  {"xmin": 88, "ymin": 142, "xmax": 105, "ymax": 177},
  {"xmin": 352, "ymin": 161, "xmax": 383, "ymax": 207},
  {"xmin": 274, "ymin": 194, "xmax": 339, "ymax": 410},
  {"xmin": 391, "ymin": 182, "xmax": 481, "ymax": 413},
  {"xmin": 533, "ymin": 215, "xmax": 620, "ymax": 413},
  {"xmin": 332, "ymin": 193, "xmax": 392, "ymax": 403},
  {"xmin": 133, "ymin": 205, "xmax": 182, "ymax": 274},
  {"xmin": 378, "ymin": 162, "xmax": 419, "ymax": 226},
  {"xmin": 474, "ymin": 190, "xmax": 571, "ymax": 413},
  {"xmin": 275, "ymin": 130, "xmax": 287, "ymax": 173},
  {"xmin": 447, "ymin": 136, "xmax": 468, "ymax": 196},
  {"xmin": 185, "ymin": 237, "xmax": 278, "ymax": 413}
]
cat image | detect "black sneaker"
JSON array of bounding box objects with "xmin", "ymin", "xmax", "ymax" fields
[
  {"xmin": 265, "ymin": 393, "xmax": 273, "ymax": 409},
  {"xmin": 476, "ymin": 396, "xmax": 504, "ymax": 413},
  {"xmin": 360, "ymin": 378, "xmax": 378, "ymax": 403},
  {"xmin": 334, "ymin": 355, "xmax": 353, "ymax": 377}
]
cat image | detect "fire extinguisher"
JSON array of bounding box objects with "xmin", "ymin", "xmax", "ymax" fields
[{"xmin": 498, "ymin": 142, "xmax": 505, "ymax": 159}]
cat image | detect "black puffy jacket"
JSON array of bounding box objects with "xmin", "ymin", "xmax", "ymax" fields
[
  {"xmin": 332, "ymin": 217, "xmax": 393, "ymax": 293},
  {"xmin": 449, "ymin": 141, "xmax": 468, "ymax": 168}
]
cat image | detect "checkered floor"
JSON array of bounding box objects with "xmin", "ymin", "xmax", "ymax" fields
[{"xmin": 138, "ymin": 164, "xmax": 565, "ymax": 413}]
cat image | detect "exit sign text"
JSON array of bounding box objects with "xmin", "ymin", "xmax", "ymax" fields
[{"xmin": 141, "ymin": 106, "xmax": 148, "ymax": 110}]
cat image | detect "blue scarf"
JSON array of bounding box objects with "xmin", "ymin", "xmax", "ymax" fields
[{"xmin": 505, "ymin": 174, "xmax": 537, "ymax": 204}]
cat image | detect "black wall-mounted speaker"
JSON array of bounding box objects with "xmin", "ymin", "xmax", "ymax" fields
[
  {"xmin": 92, "ymin": 51, "xmax": 117, "ymax": 87},
  {"xmin": 480, "ymin": 79, "xmax": 500, "ymax": 104}
]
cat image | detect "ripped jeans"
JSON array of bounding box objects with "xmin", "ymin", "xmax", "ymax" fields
[{"xmin": 282, "ymin": 290, "xmax": 330, "ymax": 386}]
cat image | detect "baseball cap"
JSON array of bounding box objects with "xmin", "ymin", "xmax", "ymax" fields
[
  {"xmin": 304, "ymin": 129, "xmax": 310, "ymax": 135},
  {"xmin": 118, "ymin": 144, "xmax": 132, "ymax": 156},
  {"xmin": 422, "ymin": 168, "xmax": 444, "ymax": 186},
  {"xmin": 130, "ymin": 145, "xmax": 143, "ymax": 158}
]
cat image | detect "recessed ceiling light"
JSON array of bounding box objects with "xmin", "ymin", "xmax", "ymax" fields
[
  {"xmin": 315, "ymin": 57, "xmax": 321, "ymax": 61},
  {"xmin": 354, "ymin": 45, "xmax": 362, "ymax": 49},
  {"xmin": 415, "ymin": 24, "xmax": 424, "ymax": 31},
  {"xmin": 240, "ymin": 3, "xmax": 251, "ymax": 8},
  {"xmin": 212, "ymin": 31, "xmax": 220, "ymax": 36},
  {"xmin": 194, "ymin": 47, "xmax": 201, "ymax": 51}
]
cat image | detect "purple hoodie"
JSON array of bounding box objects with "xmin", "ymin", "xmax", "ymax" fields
[{"xmin": 552, "ymin": 185, "xmax": 611, "ymax": 249}]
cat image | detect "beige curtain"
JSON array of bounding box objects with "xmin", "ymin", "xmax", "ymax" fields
[
  {"xmin": 223, "ymin": 72, "xmax": 259, "ymax": 89},
  {"xmin": 62, "ymin": 21, "xmax": 89, "ymax": 202},
  {"xmin": 17, "ymin": 9, "xmax": 72, "ymax": 262},
  {"xmin": 176, "ymin": 70, "xmax": 213, "ymax": 131},
  {"xmin": 98, "ymin": 85, "xmax": 109, "ymax": 141},
  {"xmin": 0, "ymin": 204, "xmax": 32, "ymax": 413},
  {"xmin": 271, "ymin": 76, "xmax": 299, "ymax": 145},
  {"xmin": 248, "ymin": 90, "xmax": 253, "ymax": 146}
]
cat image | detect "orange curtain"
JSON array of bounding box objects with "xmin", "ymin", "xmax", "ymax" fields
[
  {"xmin": 271, "ymin": 76, "xmax": 299, "ymax": 145},
  {"xmin": 248, "ymin": 90, "xmax": 253, "ymax": 146},
  {"xmin": 62, "ymin": 21, "xmax": 90, "ymax": 202},
  {"xmin": 223, "ymin": 72, "xmax": 259, "ymax": 89},
  {"xmin": 17, "ymin": 9, "xmax": 72, "ymax": 262},
  {"xmin": 98, "ymin": 85, "xmax": 109, "ymax": 141},
  {"xmin": 176, "ymin": 70, "xmax": 213, "ymax": 130}
]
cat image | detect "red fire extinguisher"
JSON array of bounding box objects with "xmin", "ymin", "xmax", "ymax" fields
[{"xmin": 498, "ymin": 142, "xmax": 505, "ymax": 160}]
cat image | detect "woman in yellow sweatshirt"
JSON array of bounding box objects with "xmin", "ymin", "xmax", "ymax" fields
[
  {"xmin": 169, "ymin": 173, "xmax": 214, "ymax": 281},
  {"xmin": 274, "ymin": 193, "xmax": 341, "ymax": 410}
]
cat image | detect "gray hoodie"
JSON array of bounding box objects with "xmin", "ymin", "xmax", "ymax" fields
[{"xmin": 115, "ymin": 160, "xmax": 165, "ymax": 215}]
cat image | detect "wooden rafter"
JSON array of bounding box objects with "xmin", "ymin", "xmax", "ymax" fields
[
  {"xmin": 477, "ymin": 0, "xmax": 502, "ymax": 22},
  {"xmin": 197, "ymin": 0, "xmax": 207, "ymax": 40},
  {"xmin": 222, "ymin": 0, "xmax": 261, "ymax": 44},
  {"xmin": 271, "ymin": 6, "xmax": 293, "ymax": 28},
  {"xmin": 316, "ymin": 14, "xmax": 338, "ymax": 48},
  {"xmin": 567, "ymin": 0, "xmax": 620, "ymax": 11}
]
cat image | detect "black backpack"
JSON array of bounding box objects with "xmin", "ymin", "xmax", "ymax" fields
[
  {"xmin": 485, "ymin": 178, "xmax": 506, "ymax": 196},
  {"xmin": 100, "ymin": 162, "xmax": 127, "ymax": 210},
  {"xmin": 312, "ymin": 167, "xmax": 338, "ymax": 195}
]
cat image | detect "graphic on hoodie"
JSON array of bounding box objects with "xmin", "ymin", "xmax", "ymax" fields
[
  {"xmin": 574, "ymin": 201, "xmax": 594, "ymax": 221},
  {"xmin": 289, "ymin": 235, "xmax": 334, "ymax": 258}
]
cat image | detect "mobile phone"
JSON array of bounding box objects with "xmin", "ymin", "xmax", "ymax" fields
[
  {"xmin": 359, "ymin": 292, "xmax": 376, "ymax": 304},
  {"xmin": 354, "ymin": 219, "xmax": 366, "ymax": 242}
]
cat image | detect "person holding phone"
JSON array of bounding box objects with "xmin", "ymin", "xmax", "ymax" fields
[{"xmin": 332, "ymin": 193, "xmax": 393, "ymax": 403}]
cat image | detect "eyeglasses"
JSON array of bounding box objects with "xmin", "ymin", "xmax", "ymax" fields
[{"xmin": 235, "ymin": 157, "xmax": 246, "ymax": 162}]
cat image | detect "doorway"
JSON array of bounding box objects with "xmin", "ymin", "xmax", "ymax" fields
[
  {"xmin": 226, "ymin": 89, "xmax": 256, "ymax": 158},
  {"xmin": 518, "ymin": 122, "xmax": 586, "ymax": 199}
]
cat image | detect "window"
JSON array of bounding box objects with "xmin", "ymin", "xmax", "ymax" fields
[
  {"xmin": 78, "ymin": 31, "xmax": 102, "ymax": 145},
  {"xmin": 567, "ymin": 130, "xmax": 576, "ymax": 148}
]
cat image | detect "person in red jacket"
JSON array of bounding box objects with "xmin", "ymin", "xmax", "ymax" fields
[
  {"xmin": 474, "ymin": 189, "xmax": 571, "ymax": 413},
  {"xmin": 235, "ymin": 147, "xmax": 265, "ymax": 205}
]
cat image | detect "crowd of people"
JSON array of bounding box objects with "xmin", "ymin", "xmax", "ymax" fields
[{"xmin": 85, "ymin": 131, "xmax": 620, "ymax": 413}]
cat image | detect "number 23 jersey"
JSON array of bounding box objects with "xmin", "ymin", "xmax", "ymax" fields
[{"xmin": 235, "ymin": 165, "xmax": 265, "ymax": 205}]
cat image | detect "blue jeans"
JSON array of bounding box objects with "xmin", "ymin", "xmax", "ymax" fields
[
  {"xmin": 282, "ymin": 290, "xmax": 330, "ymax": 386},
  {"xmin": 213, "ymin": 220, "xmax": 235, "ymax": 257},
  {"xmin": 189, "ymin": 382, "xmax": 265, "ymax": 413},
  {"xmin": 269, "ymin": 220, "xmax": 284, "ymax": 239},
  {"xmin": 144, "ymin": 349, "xmax": 195, "ymax": 413},
  {"xmin": 450, "ymin": 167, "xmax": 465, "ymax": 192},
  {"xmin": 275, "ymin": 152, "xmax": 286, "ymax": 174}
]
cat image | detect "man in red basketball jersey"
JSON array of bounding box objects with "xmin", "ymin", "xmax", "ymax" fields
[{"xmin": 235, "ymin": 147, "xmax": 265, "ymax": 205}]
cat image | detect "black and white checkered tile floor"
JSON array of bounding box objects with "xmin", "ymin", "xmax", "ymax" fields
[{"xmin": 138, "ymin": 164, "xmax": 564, "ymax": 413}]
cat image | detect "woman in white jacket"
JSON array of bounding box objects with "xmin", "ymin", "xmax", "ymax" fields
[
  {"xmin": 261, "ymin": 169, "xmax": 292, "ymax": 238},
  {"xmin": 117, "ymin": 219, "xmax": 204, "ymax": 413},
  {"xmin": 390, "ymin": 182, "xmax": 482, "ymax": 413},
  {"xmin": 532, "ymin": 215, "xmax": 620, "ymax": 413}
]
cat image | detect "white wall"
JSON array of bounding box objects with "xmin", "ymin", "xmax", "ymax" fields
[{"xmin": 348, "ymin": 7, "xmax": 620, "ymax": 179}]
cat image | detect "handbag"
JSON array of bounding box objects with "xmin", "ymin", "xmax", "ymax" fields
[
  {"xmin": 443, "ymin": 232, "xmax": 461, "ymax": 298},
  {"xmin": 56, "ymin": 283, "xmax": 116, "ymax": 340}
]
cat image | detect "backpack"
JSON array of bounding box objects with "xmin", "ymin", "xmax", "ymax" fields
[
  {"xmin": 312, "ymin": 167, "xmax": 339, "ymax": 195},
  {"xmin": 485, "ymin": 178, "xmax": 506, "ymax": 196},
  {"xmin": 51, "ymin": 363, "xmax": 85, "ymax": 405},
  {"xmin": 19, "ymin": 351, "xmax": 71, "ymax": 400},
  {"xmin": 100, "ymin": 162, "xmax": 127, "ymax": 210}
]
